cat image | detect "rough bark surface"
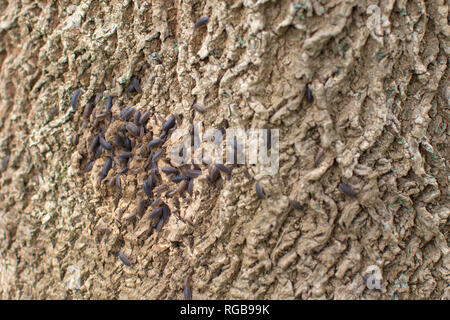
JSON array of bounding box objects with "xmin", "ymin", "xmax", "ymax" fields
[{"xmin": 0, "ymin": 0, "xmax": 449, "ymax": 300}]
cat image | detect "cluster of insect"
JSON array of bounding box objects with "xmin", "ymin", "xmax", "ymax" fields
[{"xmin": 70, "ymin": 68, "xmax": 357, "ymax": 299}]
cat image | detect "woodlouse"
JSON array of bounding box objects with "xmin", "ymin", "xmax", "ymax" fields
[
  {"xmin": 148, "ymin": 138, "xmax": 163, "ymax": 150},
  {"xmin": 99, "ymin": 137, "xmax": 113, "ymax": 150},
  {"xmin": 255, "ymin": 182, "xmax": 265, "ymax": 199},
  {"xmin": 289, "ymin": 200, "xmax": 303, "ymax": 209},
  {"xmin": 184, "ymin": 275, "xmax": 192, "ymax": 300},
  {"xmin": 314, "ymin": 150, "xmax": 324, "ymax": 167},
  {"xmin": 338, "ymin": 183, "xmax": 358, "ymax": 197},
  {"xmin": 162, "ymin": 116, "xmax": 176, "ymax": 132},
  {"xmin": 118, "ymin": 251, "xmax": 131, "ymax": 266},
  {"xmin": 126, "ymin": 122, "xmax": 140, "ymax": 137},
  {"xmin": 305, "ymin": 84, "xmax": 314, "ymax": 104},
  {"xmin": 71, "ymin": 89, "xmax": 81, "ymax": 110},
  {"xmin": 215, "ymin": 163, "xmax": 230, "ymax": 175},
  {"xmin": 106, "ymin": 96, "xmax": 113, "ymax": 112},
  {"xmin": 194, "ymin": 16, "xmax": 209, "ymax": 28},
  {"xmin": 193, "ymin": 103, "xmax": 206, "ymax": 113}
]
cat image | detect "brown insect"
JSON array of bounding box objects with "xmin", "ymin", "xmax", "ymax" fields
[
  {"xmin": 184, "ymin": 275, "xmax": 192, "ymax": 300},
  {"xmin": 255, "ymin": 182, "xmax": 265, "ymax": 199},
  {"xmin": 338, "ymin": 183, "xmax": 358, "ymax": 197},
  {"xmin": 118, "ymin": 251, "xmax": 132, "ymax": 266}
]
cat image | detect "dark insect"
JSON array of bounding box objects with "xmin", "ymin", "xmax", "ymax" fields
[
  {"xmin": 187, "ymin": 178, "xmax": 194, "ymax": 196},
  {"xmin": 289, "ymin": 200, "xmax": 303, "ymax": 210},
  {"xmin": 176, "ymin": 180, "xmax": 188, "ymax": 195},
  {"xmin": 314, "ymin": 150, "xmax": 324, "ymax": 167},
  {"xmin": 155, "ymin": 216, "xmax": 165, "ymax": 232},
  {"xmin": 94, "ymin": 145, "xmax": 103, "ymax": 159},
  {"xmin": 155, "ymin": 185, "xmax": 169, "ymax": 196},
  {"xmin": 119, "ymin": 166, "xmax": 129, "ymax": 174},
  {"xmin": 115, "ymin": 134, "xmax": 132, "ymax": 151},
  {"xmin": 84, "ymin": 160, "xmax": 95, "ymax": 173},
  {"xmin": 94, "ymin": 91, "xmax": 104, "ymax": 105},
  {"xmin": 193, "ymin": 103, "xmax": 206, "ymax": 113},
  {"xmin": 119, "ymin": 152, "xmax": 132, "ymax": 160},
  {"xmin": 126, "ymin": 122, "xmax": 140, "ymax": 137},
  {"xmin": 72, "ymin": 134, "xmax": 79, "ymax": 146},
  {"xmin": 338, "ymin": 183, "xmax": 358, "ymax": 197},
  {"xmin": 148, "ymin": 138, "xmax": 164, "ymax": 150},
  {"xmin": 120, "ymin": 106, "xmax": 135, "ymax": 121},
  {"xmin": 172, "ymin": 175, "xmax": 189, "ymax": 183},
  {"xmin": 305, "ymin": 83, "xmax": 314, "ymax": 104},
  {"xmin": 162, "ymin": 116, "xmax": 176, "ymax": 132},
  {"xmin": 152, "ymin": 149, "xmax": 164, "ymax": 163},
  {"xmin": 184, "ymin": 275, "xmax": 192, "ymax": 300},
  {"xmin": 90, "ymin": 136, "xmax": 100, "ymax": 154},
  {"xmin": 71, "ymin": 89, "xmax": 81, "ymax": 110},
  {"xmin": 137, "ymin": 199, "xmax": 150, "ymax": 218},
  {"xmin": 83, "ymin": 99, "xmax": 94, "ymax": 119},
  {"xmin": 106, "ymin": 96, "xmax": 113, "ymax": 112},
  {"xmin": 1, "ymin": 155, "xmax": 10, "ymax": 172},
  {"xmin": 139, "ymin": 111, "xmax": 150, "ymax": 125},
  {"xmin": 95, "ymin": 112, "xmax": 109, "ymax": 120},
  {"xmin": 124, "ymin": 212, "xmax": 137, "ymax": 223},
  {"xmin": 98, "ymin": 157, "xmax": 113, "ymax": 184},
  {"xmin": 48, "ymin": 108, "xmax": 59, "ymax": 117},
  {"xmin": 209, "ymin": 166, "xmax": 220, "ymax": 183},
  {"xmin": 148, "ymin": 207, "xmax": 163, "ymax": 219},
  {"xmin": 162, "ymin": 203, "xmax": 170, "ymax": 221},
  {"xmin": 194, "ymin": 16, "xmax": 209, "ymax": 28},
  {"xmin": 185, "ymin": 169, "xmax": 202, "ymax": 178},
  {"xmin": 118, "ymin": 251, "xmax": 131, "ymax": 266},
  {"xmin": 130, "ymin": 77, "xmax": 142, "ymax": 94},
  {"xmin": 255, "ymin": 182, "xmax": 265, "ymax": 199},
  {"xmin": 143, "ymin": 181, "xmax": 153, "ymax": 197},
  {"xmin": 150, "ymin": 197, "xmax": 162, "ymax": 208},
  {"xmin": 165, "ymin": 190, "xmax": 176, "ymax": 198},
  {"xmin": 99, "ymin": 137, "xmax": 113, "ymax": 150},
  {"xmin": 134, "ymin": 110, "xmax": 141, "ymax": 126},
  {"xmin": 215, "ymin": 164, "xmax": 230, "ymax": 175},
  {"xmin": 116, "ymin": 174, "xmax": 122, "ymax": 194}
]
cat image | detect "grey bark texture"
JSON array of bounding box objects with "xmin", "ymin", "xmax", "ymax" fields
[{"xmin": 0, "ymin": 0, "xmax": 449, "ymax": 299}]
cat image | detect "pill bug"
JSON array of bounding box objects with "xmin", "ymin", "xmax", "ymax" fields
[
  {"xmin": 305, "ymin": 83, "xmax": 314, "ymax": 104},
  {"xmin": 194, "ymin": 16, "xmax": 209, "ymax": 28},
  {"xmin": 131, "ymin": 77, "xmax": 142, "ymax": 94},
  {"xmin": 185, "ymin": 169, "xmax": 202, "ymax": 178},
  {"xmin": 134, "ymin": 110, "xmax": 141, "ymax": 126},
  {"xmin": 187, "ymin": 178, "xmax": 194, "ymax": 196},
  {"xmin": 118, "ymin": 251, "xmax": 131, "ymax": 266},
  {"xmin": 1, "ymin": 155, "xmax": 10, "ymax": 172},
  {"xmin": 193, "ymin": 103, "xmax": 206, "ymax": 113},
  {"xmin": 314, "ymin": 150, "xmax": 324, "ymax": 167},
  {"xmin": 137, "ymin": 199, "xmax": 150, "ymax": 218},
  {"xmin": 184, "ymin": 275, "xmax": 192, "ymax": 300},
  {"xmin": 72, "ymin": 133, "xmax": 79, "ymax": 146},
  {"xmin": 162, "ymin": 203, "xmax": 170, "ymax": 221},
  {"xmin": 98, "ymin": 157, "xmax": 113, "ymax": 184},
  {"xmin": 176, "ymin": 180, "xmax": 188, "ymax": 195},
  {"xmin": 155, "ymin": 216, "xmax": 165, "ymax": 231},
  {"xmin": 143, "ymin": 181, "xmax": 153, "ymax": 197},
  {"xmin": 255, "ymin": 182, "xmax": 265, "ymax": 199},
  {"xmin": 289, "ymin": 200, "xmax": 303, "ymax": 209},
  {"xmin": 126, "ymin": 122, "xmax": 140, "ymax": 137},
  {"xmin": 120, "ymin": 107, "xmax": 135, "ymax": 121},
  {"xmin": 338, "ymin": 183, "xmax": 358, "ymax": 197},
  {"xmin": 209, "ymin": 166, "xmax": 220, "ymax": 183},
  {"xmin": 148, "ymin": 207, "xmax": 163, "ymax": 219},
  {"xmin": 150, "ymin": 197, "xmax": 162, "ymax": 208},
  {"xmin": 84, "ymin": 160, "xmax": 95, "ymax": 173},
  {"xmin": 116, "ymin": 174, "xmax": 122, "ymax": 194},
  {"xmin": 90, "ymin": 136, "xmax": 100, "ymax": 154},
  {"xmin": 71, "ymin": 89, "xmax": 81, "ymax": 110},
  {"xmin": 119, "ymin": 152, "xmax": 132, "ymax": 160},
  {"xmin": 106, "ymin": 96, "xmax": 113, "ymax": 112},
  {"xmin": 148, "ymin": 138, "xmax": 164, "ymax": 150},
  {"xmin": 139, "ymin": 111, "xmax": 150, "ymax": 125},
  {"xmin": 94, "ymin": 145, "xmax": 103, "ymax": 159},
  {"xmin": 152, "ymin": 149, "xmax": 164, "ymax": 163},
  {"xmin": 215, "ymin": 163, "xmax": 230, "ymax": 175},
  {"xmin": 172, "ymin": 175, "xmax": 189, "ymax": 183},
  {"xmin": 155, "ymin": 185, "xmax": 169, "ymax": 196},
  {"xmin": 162, "ymin": 116, "xmax": 176, "ymax": 132},
  {"xmin": 99, "ymin": 137, "xmax": 113, "ymax": 150}
]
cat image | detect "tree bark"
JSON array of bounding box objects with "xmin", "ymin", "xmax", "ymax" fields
[{"xmin": 0, "ymin": 0, "xmax": 448, "ymax": 299}]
